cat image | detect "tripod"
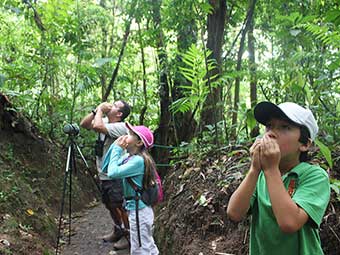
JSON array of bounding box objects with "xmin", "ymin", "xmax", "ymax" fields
[{"xmin": 55, "ymin": 134, "xmax": 89, "ymax": 255}]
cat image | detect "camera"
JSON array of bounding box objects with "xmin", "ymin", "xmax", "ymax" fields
[
  {"xmin": 63, "ymin": 123, "xmax": 80, "ymax": 136},
  {"xmin": 94, "ymin": 139, "xmax": 105, "ymax": 157}
]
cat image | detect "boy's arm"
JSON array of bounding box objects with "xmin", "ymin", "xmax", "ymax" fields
[
  {"xmin": 227, "ymin": 140, "xmax": 261, "ymax": 222},
  {"xmin": 227, "ymin": 168, "xmax": 260, "ymax": 221},
  {"xmin": 261, "ymin": 136, "xmax": 309, "ymax": 233}
]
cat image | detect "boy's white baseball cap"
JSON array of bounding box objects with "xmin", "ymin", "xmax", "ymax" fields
[{"xmin": 254, "ymin": 101, "xmax": 318, "ymax": 141}]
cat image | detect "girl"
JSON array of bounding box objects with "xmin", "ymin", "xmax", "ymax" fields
[{"xmin": 102, "ymin": 123, "xmax": 159, "ymax": 255}]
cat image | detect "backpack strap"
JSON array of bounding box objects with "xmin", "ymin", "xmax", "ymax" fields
[
  {"xmin": 97, "ymin": 133, "xmax": 108, "ymax": 142},
  {"xmin": 126, "ymin": 177, "xmax": 143, "ymax": 194}
]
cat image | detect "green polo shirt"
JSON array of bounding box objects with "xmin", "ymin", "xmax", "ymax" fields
[{"xmin": 249, "ymin": 162, "xmax": 330, "ymax": 255}]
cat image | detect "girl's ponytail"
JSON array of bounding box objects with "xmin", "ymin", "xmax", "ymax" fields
[{"xmin": 140, "ymin": 150, "xmax": 157, "ymax": 189}]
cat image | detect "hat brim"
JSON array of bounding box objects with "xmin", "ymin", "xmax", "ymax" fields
[
  {"xmin": 254, "ymin": 102, "xmax": 288, "ymax": 125},
  {"xmin": 125, "ymin": 122, "xmax": 152, "ymax": 149},
  {"xmin": 126, "ymin": 122, "xmax": 137, "ymax": 136}
]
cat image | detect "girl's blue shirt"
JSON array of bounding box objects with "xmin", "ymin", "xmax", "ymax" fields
[{"xmin": 102, "ymin": 144, "xmax": 147, "ymax": 211}]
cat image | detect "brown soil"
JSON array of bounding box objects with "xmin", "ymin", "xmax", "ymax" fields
[
  {"xmin": 0, "ymin": 95, "xmax": 98, "ymax": 254},
  {"xmin": 154, "ymin": 145, "xmax": 340, "ymax": 255}
]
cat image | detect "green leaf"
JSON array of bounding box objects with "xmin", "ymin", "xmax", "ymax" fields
[
  {"xmin": 289, "ymin": 29, "xmax": 301, "ymax": 37},
  {"xmin": 92, "ymin": 58, "xmax": 113, "ymax": 68},
  {"xmin": 314, "ymin": 139, "xmax": 333, "ymax": 168},
  {"xmin": 197, "ymin": 194, "xmax": 208, "ymax": 206},
  {"xmin": 246, "ymin": 109, "xmax": 256, "ymax": 132},
  {"xmin": 304, "ymin": 84, "xmax": 312, "ymax": 105},
  {"xmin": 0, "ymin": 74, "xmax": 5, "ymax": 87},
  {"xmin": 325, "ymin": 10, "xmax": 340, "ymax": 23},
  {"xmin": 330, "ymin": 184, "xmax": 339, "ymax": 195}
]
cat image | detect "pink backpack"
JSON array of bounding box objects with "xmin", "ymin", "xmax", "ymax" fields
[{"xmin": 154, "ymin": 169, "xmax": 164, "ymax": 203}]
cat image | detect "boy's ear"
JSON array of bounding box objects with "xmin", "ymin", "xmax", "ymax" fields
[{"xmin": 299, "ymin": 138, "xmax": 312, "ymax": 152}]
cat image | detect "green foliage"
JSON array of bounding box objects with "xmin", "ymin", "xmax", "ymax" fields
[
  {"xmin": 330, "ymin": 179, "xmax": 340, "ymax": 201},
  {"xmin": 314, "ymin": 139, "xmax": 333, "ymax": 169},
  {"xmin": 0, "ymin": 0, "xmax": 339, "ymax": 151},
  {"xmin": 170, "ymin": 44, "xmax": 217, "ymax": 121}
]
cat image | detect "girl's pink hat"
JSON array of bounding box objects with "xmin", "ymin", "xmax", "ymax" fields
[{"xmin": 126, "ymin": 123, "xmax": 154, "ymax": 149}]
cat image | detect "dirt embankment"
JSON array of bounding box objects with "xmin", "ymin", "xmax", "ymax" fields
[
  {"xmin": 0, "ymin": 94, "xmax": 98, "ymax": 254},
  {"xmin": 154, "ymin": 145, "xmax": 340, "ymax": 255}
]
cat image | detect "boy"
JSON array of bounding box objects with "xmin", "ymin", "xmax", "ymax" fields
[{"xmin": 227, "ymin": 101, "xmax": 330, "ymax": 255}]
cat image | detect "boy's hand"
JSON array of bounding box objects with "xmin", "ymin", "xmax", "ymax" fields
[
  {"xmin": 259, "ymin": 135, "xmax": 280, "ymax": 171},
  {"xmin": 250, "ymin": 138, "xmax": 262, "ymax": 173},
  {"xmin": 97, "ymin": 102, "xmax": 112, "ymax": 114}
]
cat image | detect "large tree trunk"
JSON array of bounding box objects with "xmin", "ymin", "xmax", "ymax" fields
[
  {"xmin": 248, "ymin": 10, "xmax": 259, "ymax": 138},
  {"xmin": 138, "ymin": 22, "xmax": 147, "ymax": 125},
  {"xmin": 172, "ymin": 11, "xmax": 198, "ymax": 143},
  {"xmin": 151, "ymin": 0, "xmax": 171, "ymax": 177},
  {"xmin": 230, "ymin": 0, "xmax": 257, "ymax": 140},
  {"xmin": 200, "ymin": 0, "xmax": 226, "ymax": 141}
]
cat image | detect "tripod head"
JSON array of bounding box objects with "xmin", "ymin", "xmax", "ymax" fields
[{"xmin": 63, "ymin": 123, "xmax": 80, "ymax": 136}]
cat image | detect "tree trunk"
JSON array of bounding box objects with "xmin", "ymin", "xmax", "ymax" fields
[
  {"xmin": 230, "ymin": 0, "xmax": 257, "ymax": 140},
  {"xmin": 172, "ymin": 12, "xmax": 198, "ymax": 143},
  {"xmin": 138, "ymin": 22, "xmax": 147, "ymax": 125},
  {"xmin": 200, "ymin": 0, "xmax": 226, "ymax": 141},
  {"xmin": 151, "ymin": 0, "xmax": 171, "ymax": 178},
  {"xmin": 248, "ymin": 11, "xmax": 259, "ymax": 138}
]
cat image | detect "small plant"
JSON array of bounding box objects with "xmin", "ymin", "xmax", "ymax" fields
[
  {"xmin": 330, "ymin": 179, "xmax": 340, "ymax": 201},
  {"xmin": 314, "ymin": 139, "xmax": 333, "ymax": 169}
]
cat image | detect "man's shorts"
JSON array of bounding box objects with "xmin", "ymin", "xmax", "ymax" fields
[{"xmin": 101, "ymin": 179, "xmax": 124, "ymax": 208}]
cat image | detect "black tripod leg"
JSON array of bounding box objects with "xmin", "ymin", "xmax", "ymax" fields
[{"xmin": 55, "ymin": 146, "xmax": 72, "ymax": 254}]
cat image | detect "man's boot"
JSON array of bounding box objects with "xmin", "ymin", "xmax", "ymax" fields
[
  {"xmin": 113, "ymin": 235, "xmax": 130, "ymax": 250},
  {"xmin": 102, "ymin": 231, "xmax": 115, "ymax": 243},
  {"xmin": 102, "ymin": 226, "xmax": 124, "ymax": 243}
]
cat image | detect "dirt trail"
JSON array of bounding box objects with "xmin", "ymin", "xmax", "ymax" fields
[{"xmin": 60, "ymin": 203, "xmax": 129, "ymax": 255}]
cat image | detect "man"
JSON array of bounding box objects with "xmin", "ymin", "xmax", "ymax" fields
[{"xmin": 80, "ymin": 100, "xmax": 131, "ymax": 250}]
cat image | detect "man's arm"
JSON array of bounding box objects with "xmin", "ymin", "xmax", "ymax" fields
[
  {"xmin": 92, "ymin": 107, "xmax": 108, "ymax": 134},
  {"xmin": 80, "ymin": 112, "xmax": 95, "ymax": 130},
  {"xmin": 80, "ymin": 103, "xmax": 112, "ymax": 134},
  {"xmin": 227, "ymin": 140, "xmax": 261, "ymax": 221}
]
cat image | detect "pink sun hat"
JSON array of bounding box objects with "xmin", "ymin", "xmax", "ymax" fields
[{"xmin": 126, "ymin": 123, "xmax": 154, "ymax": 149}]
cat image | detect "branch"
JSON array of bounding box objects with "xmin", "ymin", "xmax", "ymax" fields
[
  {"xmin": 103, "ymin": 1, "xmax": 137, "ymax": 101},
  {"xmin": 23, "ymin": 0, "xmax": 46, "ymax": 32}
]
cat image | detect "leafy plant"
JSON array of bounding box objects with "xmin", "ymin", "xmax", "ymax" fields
[
  {"xmin": 170, "ymin": 44, "xmax": 218, "ymax": 122},
  {"xmin": 330, "ymin": 179, "xmax": 340, "ymax": 201},
  {"xmin": 314, "ymin": 138, "xmax": 333, "ymax": 169}
]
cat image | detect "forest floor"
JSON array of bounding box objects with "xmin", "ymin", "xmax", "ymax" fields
[{"xmin": 60, "ymin": 203, "xmax": 129, "ymax": 255}]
